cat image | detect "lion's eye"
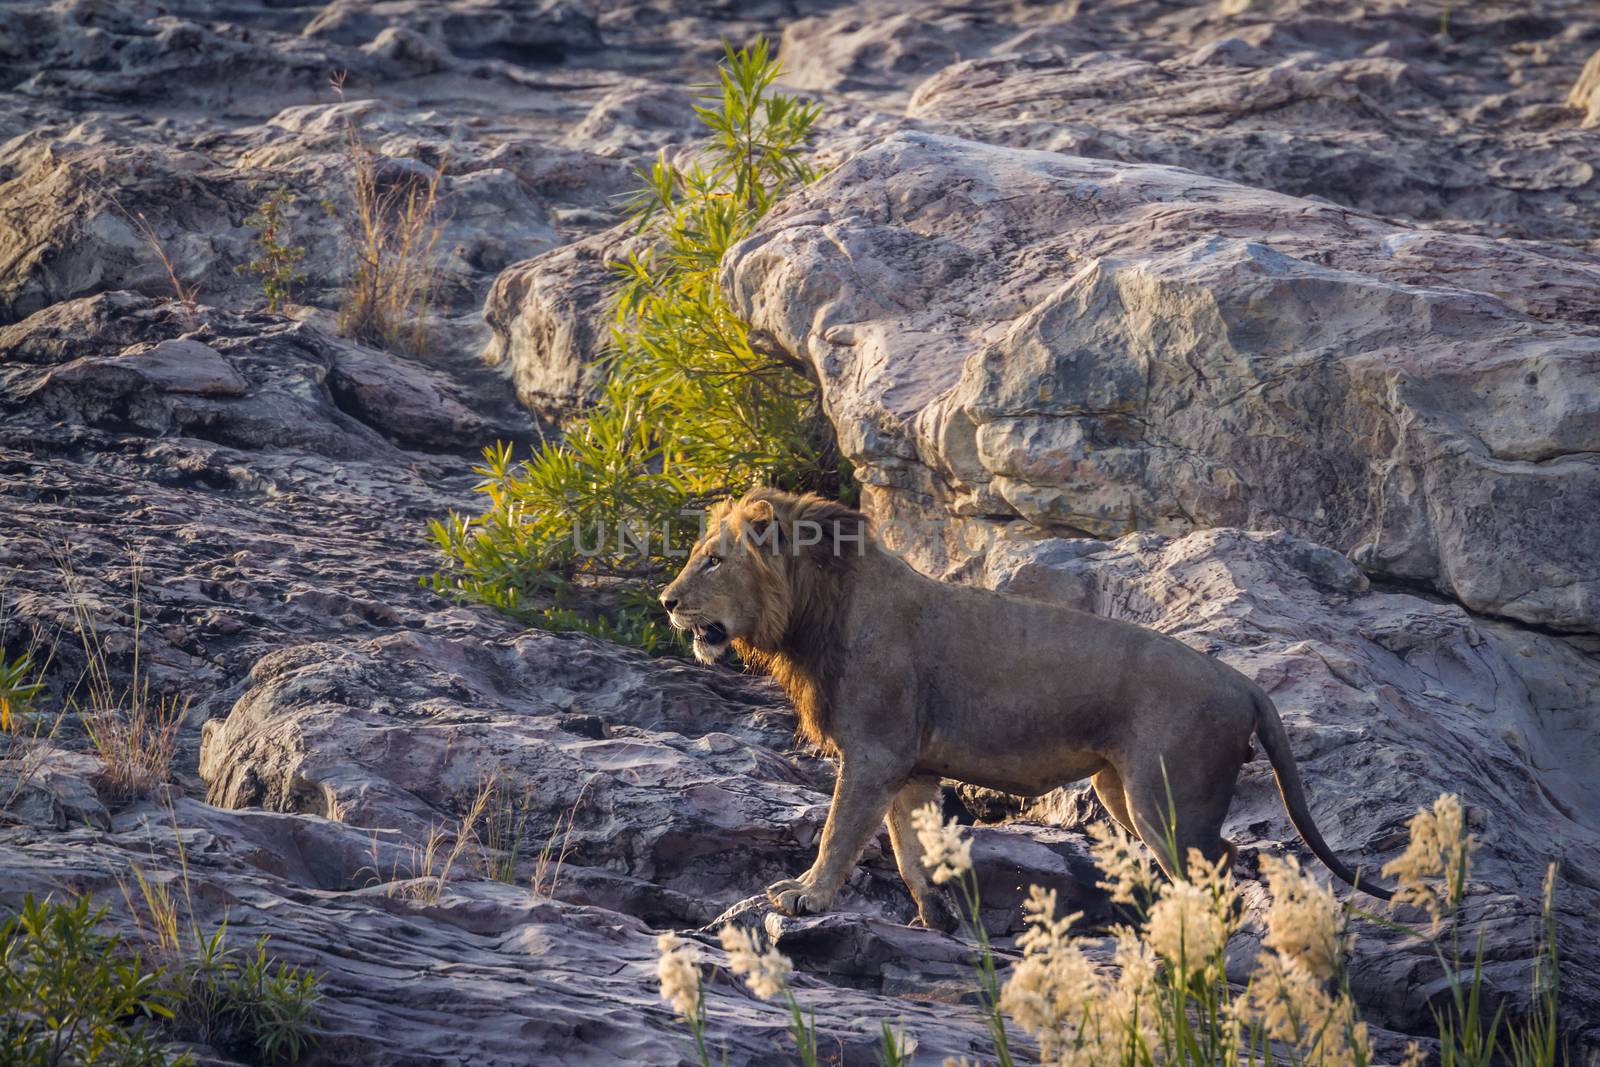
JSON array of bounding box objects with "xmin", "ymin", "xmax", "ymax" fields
[{"xmin": 705, "ymin": 555, "xmax": 721, "ymax": 570}]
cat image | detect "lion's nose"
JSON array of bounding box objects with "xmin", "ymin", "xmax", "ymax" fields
[{"xmin": 661, "ymin": 596, "xmax": 679, "ymax": 612}]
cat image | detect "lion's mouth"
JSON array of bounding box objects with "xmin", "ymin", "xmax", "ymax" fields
[{"xmin": 692, "ymin": 622, "xmax": 728, "ymax": 646}]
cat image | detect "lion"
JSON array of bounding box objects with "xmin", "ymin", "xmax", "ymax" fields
[{"xmin": 660, "ymin": 488, "xmax": 1392, "ymax": 927}]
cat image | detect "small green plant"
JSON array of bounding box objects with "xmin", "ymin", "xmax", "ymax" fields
[
  {"xmin": 1, "ymin": 894, "xmax": 189, "ymax": 1067},
  {"xmin": 0, "ymin": 650, "xmax": 42, "ymax": 734},
  {"xmin": 876, "ymin": 1019, "xmax": 914, "ymax": 1066},
  {"xmin": 427, "ymin": 37, "xmax": 843, "ymax": 649},
  {"xmin": 236, "ymin": 189, "xmax": 306, "ymax": 313},
  {"xmin": 165, "ymin": 927, "xmax": 321, "ymax": 1064},
  {"xmin": 117, "ymin": 817, "xmax": 322, "ymax": 1064}
]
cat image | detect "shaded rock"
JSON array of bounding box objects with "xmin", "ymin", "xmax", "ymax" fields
[
  {"xmin": 0, "ymin": 292, "xmax": 537, "ymax": 716},
  {"xmin": 326, "ymin": 343, "xmax": 487, "ymax": 450},
  {"xmin": 482, "ymin": 225, "xmax": 642, "ymax": 414},
  {"xmin": 0, "ymin": 0, "xmax": 373, "ymax": 106},
  {"xmin": 0, "ymin": 746, "xmax": 111, "ymax": 831},
  {"xmin": 724, "ymin": 131, "xmax": 1600, "ymax": 633}
]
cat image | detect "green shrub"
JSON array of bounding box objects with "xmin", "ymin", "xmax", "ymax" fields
[
  {"xmin": 1, "ymin": 894, "xmax": 188, "ymax": 1067},
  {"xmin": 0, "ymin": 649, "xmax": 43, "ymax": 734},
  {"xmin": 166, "ymin": 927, "xmax": 322, "ymax": 1065},
  {"xmin": 428, "ymin": 37, "xmax": 846, "ymax": 645},
  {"xmin": 3, "ymin": 889, "xmax": 322, "ymax": 1067}
]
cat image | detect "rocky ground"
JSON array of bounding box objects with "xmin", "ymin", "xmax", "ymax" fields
[{"xmin": 2, "ymin": 0, "xmax": 1599, "ymax": 1063}]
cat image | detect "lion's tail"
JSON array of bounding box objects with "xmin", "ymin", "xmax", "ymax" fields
[{"xmin": 1251, "ymin": 687, "xmax": 1393, "ymax": 901}]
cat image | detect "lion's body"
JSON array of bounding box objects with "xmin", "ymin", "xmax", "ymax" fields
[{"xmin": 660, "ymin": 489, "xmax": 1390, "ymax": 927}]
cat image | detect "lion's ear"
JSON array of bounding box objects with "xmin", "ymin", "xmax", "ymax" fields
[{"xmin": 744, "ymin": 498, "xmax": 775, "ymax": 525}]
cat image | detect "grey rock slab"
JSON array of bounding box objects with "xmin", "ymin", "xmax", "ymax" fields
[{"xmin": 0, "ymin": 800, "xmax": 1003, "ymax": 1065}]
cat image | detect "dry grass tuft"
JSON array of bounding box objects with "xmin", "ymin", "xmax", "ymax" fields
[
  {"xmin": 532, "ymin": 780, "xmax": 588, "ymax": 901},
  {"xmin": 330, "ymin": 71, "xmax": 444, "ymax": 357},
  {"xmin": 374, "ymin": 773, "xmax": 497, "ymax": 905},
  {"xmin": 60, "ymin": 551, "xmax": 186, "ymax": 802}
]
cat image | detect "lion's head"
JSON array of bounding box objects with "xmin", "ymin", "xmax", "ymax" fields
[{"xmin": 659, "ymin": 489, "xmax": 867, "ymax": 666}]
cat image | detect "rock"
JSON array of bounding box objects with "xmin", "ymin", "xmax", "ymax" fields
[
  {"xmin": 326, "ymin": 343, "xmax": 487, "ymax": 449},
  {"xmin": 114, "ymin": 338, "xmax": 250, "ymax": 397},
  {"xmin": 0, "ymin": 746, "xmax": 111, "ymax": 831},
  {"xmin": 302, "ymin": 0, "xmax": 600, "ymax": 64},
  {"xmin": 6, "ymin": 0, "xmax": 1600, "ymax": 1060},
  {"xmin": 482, "ymin": 226, "xmax": 642, "ymax": 414},
  {"xmin": 0, "ymin": 0, "xmax": 375, "ymax": 106},
  {"xmin": 779, "ymin": 5, "xmax": 1018, "ymax": 100},
  {"xmin": 725, "ymin": 131, "xmax": 1600, "ymax": 634},
  {"xmin": 0, "ymin": 108, "xmax": 560, "ymax": 328},
  {"xmin": 906, "ymin": 44, "xmax": 1600, "ymax": 242},
  {"xmin": 564, "ymin": 82, "xmax": 702, "ymax": 157},
  {"xmin": 0, "ymin": 292, "xmax": 537, "ymax": 714}
]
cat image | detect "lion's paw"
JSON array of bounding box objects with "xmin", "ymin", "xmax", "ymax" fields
[
  {"xmin": 766, "ymin": 878, "xmax": 833, "ymax": 917},
  {"xmin": 911, "ymin": 891, "xmax": 961, "ymax": 934}
]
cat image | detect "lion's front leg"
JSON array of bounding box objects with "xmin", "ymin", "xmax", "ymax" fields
[
  {"xmin": 767, "ymin": 756, "xmax": 902, "ymax": 918},
  {"xmin": 886, "ymin": 775, "xmax": 960, "ymax": 932}
]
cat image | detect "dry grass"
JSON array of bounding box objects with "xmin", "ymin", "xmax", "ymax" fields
[
  {"xmin": 116, "ymin": 805, "xmax": 203, "ymax": 959},
  {"xmin": 481, "ymin": 772, "xmax": 535, "ymax": 884},
  {"xmin": 101, "ymin": 189, "xmax": 202, "ymax": 327},
  {"xmin": 532, "ymin": 781, "xmax": 588, "ymax": 901},
  {"xmin": 330, "ymin": 71, "xmax": 445, "ymax": 357},
  {"xmin": 60, "ymin": 551, "xmax": 186, "ymax": 802},
  {"xmin": 356, "ymin": 772, "xmax": 588, "ymax": 904},
  {"xmin": 381, "ymin": 774, "xmax": 497, "ymax": 905}
]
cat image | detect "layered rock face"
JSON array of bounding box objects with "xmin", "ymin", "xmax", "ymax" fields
[
  {"xmin": 4, "ymin": 0, "xmax": 1600, "ymax": 1063},
  {"xmin": 726, "ymin": 132, "xmax": 1600, "ymax": 632}
]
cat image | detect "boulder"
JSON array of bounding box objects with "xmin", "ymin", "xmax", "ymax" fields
[
  {"xmin": 724, "ymin": 131, "xmax": 1600, "ymax": 633},
  {"xmin": 482, "ymin": 226, "xmax": 642, "ymax": 414}
]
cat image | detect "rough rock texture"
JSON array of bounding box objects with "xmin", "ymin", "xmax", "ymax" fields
[
  {"xmin": 5, "ymin": 0, "xmax": 1600, "ymax": 1062},
  {"xmin": 726, "ymin": 132, "xmax": 1600, "ymax": 632}
]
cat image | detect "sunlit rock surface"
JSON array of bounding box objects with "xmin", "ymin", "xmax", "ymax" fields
[
  {"xmin": 726, "ymin": 131, "xmax": 1600, "ymax": 632},
  {"xmin": 3, "ymin": 0, "xmax": 1600, "ymax": 1061}
]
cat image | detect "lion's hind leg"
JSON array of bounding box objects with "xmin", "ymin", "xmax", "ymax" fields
[
  {"xmin": 1121, "ymin": 755, "xmax": 1238, "ymax": 883},
  {"xmin": 1092, "ymin": 765, "xmax": 1139, "ymax": 837}
]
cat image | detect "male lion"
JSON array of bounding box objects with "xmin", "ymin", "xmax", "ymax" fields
[{"xmin": 660, "ymin": 489, "xmax": 1392, "ymax": 927}]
